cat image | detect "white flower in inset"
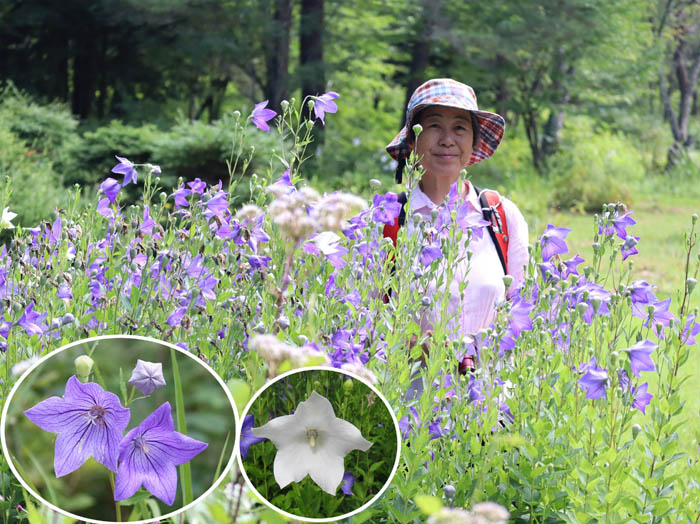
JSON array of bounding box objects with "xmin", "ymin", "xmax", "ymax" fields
[
  {"xmin": 128, "ymin": 359, "xmax": 166, "ymax": 395},
  {"xmin": 252, "ymin": 391, "xmax": 372, "ymax": 495}
]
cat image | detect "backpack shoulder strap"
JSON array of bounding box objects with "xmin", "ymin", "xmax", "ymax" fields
[
  {"xmin": 382, "ymin": 191, "xmax": 408, "ymax": 247},
  {"xmin": 473, "ymin": 185, "xmax": 509, "ymax": 275}
]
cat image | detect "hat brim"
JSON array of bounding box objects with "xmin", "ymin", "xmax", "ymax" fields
[{"xmin": 385, "ymin": 107, "xmax": 506, "ymax": 166}]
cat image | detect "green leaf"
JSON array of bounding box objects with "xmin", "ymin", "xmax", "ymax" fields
[
  {"xmin": 227, "ymin": 378, "xmax": 251, "ymax": 417},
  {"xmin": 414, "ymin": 494, "xmax": 443, "ymax": 515}
]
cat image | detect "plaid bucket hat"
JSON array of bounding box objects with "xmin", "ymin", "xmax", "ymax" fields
[{"xmin": 386, "ymin": 78, "xmax": 506, "ymax": 174}]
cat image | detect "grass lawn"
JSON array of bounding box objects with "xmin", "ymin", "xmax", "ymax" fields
[{"xmin": 531, "ymin": 188, "xmax": 700, "ymax": 470}]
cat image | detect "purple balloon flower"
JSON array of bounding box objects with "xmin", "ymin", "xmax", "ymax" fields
[
  {"xmin": 632, "ymin": 382, "xmax": 653, "ymax": 414},
  {"xmin": 57, "ymin": 283, "xmax": 72, "ymax": 300},
  {"xmin": 622, "ymin": 339, "xmax": 657, "ymax": 377},
  {"xmin": 18, "ymin": 302, "xmax": 47, "ymax": 336},
  {"xmin": 313, "ymin": 91, "xmax": 339, "ymax": 125},
  {"xmin": 340, "ymin": 471, "xmax": 355, "ymax": 496},
  {"xmin": 172, "ymin": 184, "xmax": 191, "ymax": 209},
  {"xmin": 628, "ymin": 280, "xmax": 656, "ymax": 304},
  {"xmin": 114, "ymin": 402, "xmax": 207, "ymax": 505},
  {"xmin": 128, "ymin": 359, "xmax": 167, "ymax": 396},
  {"xmin": 562, "ymin": 254, "xmax": 585, "ymax": 278},
  {"xmin": 420, "ymin": 244, "xmax": 443, "ymax": 267},
  {"xmin": 578, "ymin": 364, "xmax": 608, "ymax": 400},
  {"xmin": 621, "ymin": 235, "xmax": 640, "ymax": 260},
  {"xmin": 250, "ymin": 100, "xmax": 277, "ymax": 132},
  {"xmin": 540, "ymin": 224, "xmax": 571, "ymax": 261},
  {"xmin": 99, "ymin": 177, "xmax": 121, "ymax": 204},
  {"xmin": 112, "ymin": 156, "xmax": 138, "ymax": 186},
  {"xmin": 24, "ymin": 376, "xmax": 130, "ymax": 477},
  {"xmin": 240, "ymin": 414, "xmax": 266, "ymax": 460},
  {"xmin": 681, "ymin": 314, "xmax": 700, "ymax": 346},
  {"xmin": 372, "ymin": 192, "xmax": 402, "ymax": 225}
]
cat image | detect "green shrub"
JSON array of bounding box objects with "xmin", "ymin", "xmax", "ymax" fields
[
  {"xmin": 0, "ymin": 124, "xmax": 67, "ymax": 229},
  {"xmin": 549, "ymin": 115, "xmax": 644, "ymax": 212},
  {"xmin": 0, "ymin": 83, "xmax": 79, "ymax": 158}
]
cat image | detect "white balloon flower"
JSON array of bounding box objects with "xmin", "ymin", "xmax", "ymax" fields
[{"xmin": 252, "ymin": 390, "xmax": 373, "ymax": 495}]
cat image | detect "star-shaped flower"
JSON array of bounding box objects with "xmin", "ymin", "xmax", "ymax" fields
[
  {"xmin": 540, "ymin": 224, "xmax": 571, "ymax": 261},
  {"xmin": 128, "ymin": 359, "xmax": 167, "ymax": 396},
  {"xmin": 252, "ymin": 391, "xmax": 372, "ymax": 495},
  {"xmin": 249, "ymin": 100, "xmax": 277, "ymax": 132},
  {"xmin": 111, "ymin": 156, "xmax": 138, "ymax": 186},
  {"xmin": 622, "ymin": 339, "xmax": 656, "ymax": 377},
  {"xmin": 313, "ymin": 91, "xmax": 339, "ymax": 125},
  {"xmin": 114, "ymin": 402, "xmax": 207, "ymax": 505},
  {"xmin": 578, "ymin": 363, "xmax": 608, "ymax": 400},
  {"xmin": 0, "ymin": 207, "xmax": 17, "ymax": 230},
  {"xmin": 24, "ymin": 376, "xmax": 130, "ymax": 477}
]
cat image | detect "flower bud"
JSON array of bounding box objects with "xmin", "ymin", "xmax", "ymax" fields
[
  {"xmin": 412, "ymin": 123, "xmax": 423, "ymax": 137},
  {"xmin": 443, "ymin": 484, "xmax": 456, "ymax": 499},
  {"xmin": 74, "ymin": 355, "xmax": 94, "ymax": 381},
  {"xmin": 632, "ymin": 424, "xmax": 641, "ymax": 439},
  {"xmin": 307, "ymin": 99, "xmax": 315, "ymax": 112},
  {"xmin": 159, "ymin": 192, "xmax": 167, "ymax": 202},
  {"xmin": 592, "ymin": 242, "xmax": 601, "ymax": 254},
  {"xmin": 686, "ymin": 278, "xmax": 697, "ymax": 295},
  {"xmin": 421, "ymin": 296, "xmax": 433, "ymax": 307},
  {"xmin": 232, "ymin": 110, "xmax": 241, "ymax": 118},
  {"xmin": 276, "ymin": 315, "xmax": 290, "ymax": 330},
  {"xmin": 583, "ymin": 266, "xmax": 594, "ymax": 279},
  {"xmin": 590, "ymin": 297, "xmax": 602, "ymax": 314},
  {"xmin": 369, "ymin": 178, "xmax": 382, "ymax": 189},
  {"xmin": 61, "ymin": 313, "xmax": 75, "ymax": 325},
  {"xmin": 280, "ymin": 100, "xmax": 289, "ymax": 111},
  {"xmin": 342, "ymin": 378, "xmax": 354, "ymax": 392},
  {"xmin": 576, "ymin": 303, "xmax": 588, "ymax": 316},
  {"xmin": 253, "ymin": 322, "xmax": 266, "ymax": 334},
  {"xmin": 502, "ymin": 275, "xmax": 513, "ymax": 288},
  {"xmin": 693, "ymin": 213, "xmax": 698, "ymax": 225}
]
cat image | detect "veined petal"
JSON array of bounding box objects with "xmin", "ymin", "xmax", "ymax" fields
[
  {"xmin": 273, "ymin": 440, "xmax": 314, "ymax": 488},
  {"xmin": 114, "ymin": 458, "xmax": 143, "ymax": 501},
  {"xmin": 307, "ymin": 447, "xmax": 345, "ymax": 495},
  {"xmin": 324, "ymin": 417, "xmax": 373, "ymax": 456},
  {"xmin": 54, "ymin": 429, "xmax": 93, "ymax": 477},
  {"xmin": 145, "ymin": 428, "xmax": 209, "ymax": 466},
  {"xmin": 24, "ymin": 396, "xmax": 79, "ymax": 433},
  {"xmin": 142, "ymin": 462, "xmax": 178, "ymax": 506},
  {"xmin": 252, "ymin": 414, "xmax": 307, "ymax": 448},
  {"xmin": 138, "ymin": 402, "xmax": 175, "ymax": 433},
  {"xmin": 291, "ymin": 390, "xmax": 337, "ymax": 431}
]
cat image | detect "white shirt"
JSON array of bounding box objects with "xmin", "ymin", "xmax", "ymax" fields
[{"xmin": 405, "ymin": 181, "xmax": 529, "ymax": 337}]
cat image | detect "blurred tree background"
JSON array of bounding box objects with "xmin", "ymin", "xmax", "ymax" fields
[{"xmin": 1, "ymin": 0, "xmax": 699, "ymax": 227}]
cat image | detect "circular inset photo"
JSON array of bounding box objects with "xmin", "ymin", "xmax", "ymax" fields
[
  {"xmin": 1, "ymin": 335, "xmax": 238, "ymax": 523},
  {"xmin": 238, "ymin": 367, "xmax": 400, "ymax": 521}
]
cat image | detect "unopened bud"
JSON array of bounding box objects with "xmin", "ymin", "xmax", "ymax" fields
[
  {"xmin": 583, "ymin": 266, "xmax": 594, "ymax": 279},
  {"xmin": 74, "ymin": 355, "xmax": 94, "ymax": 381},
  {"xmin": 590, "ymin": 297, "xmax": 602, "ymax": 314},
  {"xmin": 592, "ymin": 242, "xmax": 601, "ymax": 254},
  {"xmin": 369, "ymin": 179, "xmax": 382, "ymax": 189},
  {"xmin": 159, "ymin": 192, "xmax": 167, "ymax": 202},
  {"xmin": 692, "ymin": 213, "xmax": 698, "ymax": 225},
  {"xmin": 412, "ymin": 124, "xmax": 423, "ymax": 137},
  {"xmin": 576, "ymin": 303, "xmax": 588, "ymax": 316},
  {"xmin": 276, "ymin": 316, "xmax": 290, "ymax": 330},
  {"xmin": 686, "ymin": 278, "xmax": 697, "ymax": 295},
  {"xmin": 421, "ymin": 296, "xmax": 433, "ymax": 307},
  {"xmin": 280, "ymin": 100, "xmax": 289, "ymax": 111},
  {"xmin": 342, "ymin": 379, "xmax": 354, "ymax": 392},
  {"xmin": 632, "ymin": 424, "xmax": 642, "ymax": 439},
  {"xmin": 443, "ymin": 484, "xmax": 456, "ymax": 499},
  {"xmin": 502, "ymin": 275, "xmax": 514, "ymax": 288}
]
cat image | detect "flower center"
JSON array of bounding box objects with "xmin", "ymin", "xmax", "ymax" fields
[
  {"xmin": 306, "ymin": 429, "xmax": 319, "ymax": 449},
  {"xmin": 85, "ymin": 405, "xmax": 106, "ymax": 426},
  {"xmin": 133, "ymin": 436, "xmax": 149, "ymax": 453}
]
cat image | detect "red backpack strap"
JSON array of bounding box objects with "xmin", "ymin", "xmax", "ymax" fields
[
  {"xmin": 476, "ymin": 187, "xmax": 509, "ymax": 274},
  {"xmin": 382, "ymin": 217, "xmax": 400, "ymax": 248}
]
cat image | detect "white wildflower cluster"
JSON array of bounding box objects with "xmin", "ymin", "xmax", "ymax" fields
[
  {"xmin": 249, "ymin": 334, "xmax": 330, "ymax": 377},
  {"xmin": 311, "ymin": 192, "xmax": 366, "ymax": 232},
  {"xmin": 267, "ymin": 184, "xmax": 366, "ymax": 241},
  {"xmin": 235, "ymin": 204, "xmax": 263, "ymax": 222},
  {"xmin": 340, "ymin": 361, "xmax": 378, "ymax": 385},
  {"xmin": 426, "ymin": 502, "xmax": 509, "ymax": 524},
  {"xmin": 267, "ymin": 186, "xmax": 321, "ymax": 242}
]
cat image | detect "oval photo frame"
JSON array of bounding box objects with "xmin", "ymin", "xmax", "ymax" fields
[{"xmin": 1, "ymin": 334, "xmax": 239, "ymax": 524}]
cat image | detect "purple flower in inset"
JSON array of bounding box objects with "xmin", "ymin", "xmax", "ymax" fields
[
  {"xmin": 24, "ymin": 376, "xmax": 130, "ymax": 477},
  {"xmin": 112, "ymin": 156, "xmax": 138, "ymax": 186},
  {"xmin": 623, "ymin": 339, "xmax": 656, "ymax": 377},
  {"xmin": 621, "ymin": 235, "xmax": 639, "ymax": 260},
  {"xmin": 632, "ymin": 382, "xmax": 653, "ymax": 414},
  {"xmin": 372, "ymin": 192, "xmax": 402, "ymax": 225},
  {"xmin": 578, "ymin": 365, "xmax": 608, "ymax": 400},
  {"xmin": 99, "ymin": 177, "xmax": 121, "ymax": 203},
  {"xmin": 114, "ymin": 402, "xmax": 207, "ymax": 505},
  {"xmin": 540, "ymin": 224, "xmax": 571, "ymax": 261},
  {"xmin": 250, "ymin": 100, "xmax": 277, "ymax": 132},
  {"xmin": 340, "ymin": 471, "xmax": 355, "ymax": 496},
  {"xmin": 240, "ymin": 414, "xmax": 266, "ymax": 460},
  {"xmin": 313, "ymin": 92, "xmax": 339, "ymax": 125},
  {"xmin": 128, "ymin": 360, "xmax": 166, "ymax": 395}
]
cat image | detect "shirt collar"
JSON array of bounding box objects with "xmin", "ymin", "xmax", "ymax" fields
[{"xmin": 409, "ymin": 181, "xmax": 481, "ymax": 213}]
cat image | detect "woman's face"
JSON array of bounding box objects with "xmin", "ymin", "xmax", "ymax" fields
[{"xmin": 413, "ymin": 106, "xmax": 474, "ymax": 185}]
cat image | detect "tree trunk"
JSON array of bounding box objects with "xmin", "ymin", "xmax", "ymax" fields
[
  {"xmin": 300, "ymin": 0, "xmax": 324, "ymax": 121},
  {"xmin": 263, "ymin": 0, "xmax": 291, "ymax": 114},
  {"xmin": 541, "ymin": 52, "xmax": 574, "ymax": 158},
  {"xmin": 523, "ymin": 108, "xmax": 543, "ymax": 172},
  {"xmin": 71, "ymin": 32, "xmax": 94, "ymax": 119}
]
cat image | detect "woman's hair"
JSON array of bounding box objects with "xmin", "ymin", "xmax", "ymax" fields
[{"xmin": 395, "ymin": 108, "xmax": 481, "ymax": 183}]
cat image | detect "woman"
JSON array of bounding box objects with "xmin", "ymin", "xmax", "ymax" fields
[{"xmin": 385, "ymin": 78, "xmax": 529, "ymax": 371}]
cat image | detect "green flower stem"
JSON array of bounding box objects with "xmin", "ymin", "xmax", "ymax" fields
[
  {"xmin": 109, "ymin": 472, "xmax": 122, "ymax": 522},
  {"xmin": 170, "ymin": 348, "xmax": 193, "ymax": 505}
]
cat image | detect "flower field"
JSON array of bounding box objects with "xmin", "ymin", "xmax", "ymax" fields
[{"xmin": 0, "ymin": 96, "xmax": 698, "ymax": 523}]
